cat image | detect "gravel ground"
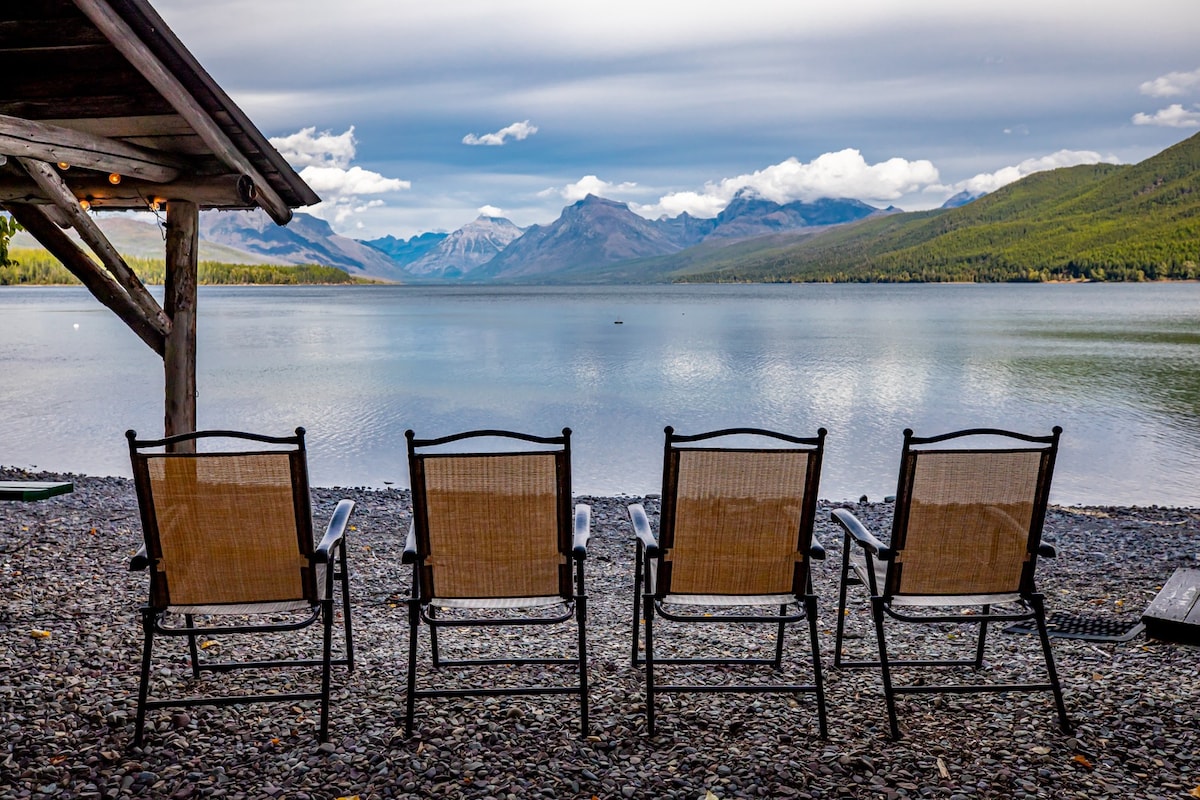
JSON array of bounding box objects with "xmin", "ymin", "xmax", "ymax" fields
[{"xmin": 1, "ymin": 468, "xmax": 1197, "ymax": 800}]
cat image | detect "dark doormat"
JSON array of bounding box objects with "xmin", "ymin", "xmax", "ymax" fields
[{"xmin": 1004, "ymin": 612, "xmax": 1145, "ymax": 643}]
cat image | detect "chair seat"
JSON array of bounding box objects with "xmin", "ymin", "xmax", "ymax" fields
[
  {"xmin": 848, "ymin": 548, "xmax": 1021, "ymax": 607},
  {"xmin": 662, "ymin": 593, "xmax": 796, "ymax": 607},
  {"xmin": 432, "ymin": 595, "xmax": 567, "ymax": 609},
  {"xmin": 167, "ymin": 599, "xmax": 315, "ymax": 615}
]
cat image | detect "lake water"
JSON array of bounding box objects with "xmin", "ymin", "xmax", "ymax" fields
[{"xmin": 2, "ymin": 282, "xmax": 1199, "ymax": 506}]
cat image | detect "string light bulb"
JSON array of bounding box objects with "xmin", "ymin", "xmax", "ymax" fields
[
  {"xmin": 108, "ymin": 173, "xmax": 121, "ymax": 185},
  {"xmin": 57, "ymin": 162, "xmax": 70, "ymax": 170},
  {"xmin": 79, "ymin": 198, "xmax": 90, "ymax": 210}
]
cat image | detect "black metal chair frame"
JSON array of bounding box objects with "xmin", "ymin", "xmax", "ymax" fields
[
  {"xmin": 630, "ymin": 426, "xmax": 829, "ymax": 737},
  {"xmin": 127, "ymin": 428, "xmax": 355, "ymax": 746},
  {"xmin": 831, "ymin": 426, "xmax": 1071, "ymax": 739},
  {"xmin": 402, "ymin": 428, "xmax": 589, "ymax": 738}
]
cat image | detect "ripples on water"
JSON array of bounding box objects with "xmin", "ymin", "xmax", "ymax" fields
[{"xmin": 2, "ymin": 283, "xmax": 1198, "ymax": 506}]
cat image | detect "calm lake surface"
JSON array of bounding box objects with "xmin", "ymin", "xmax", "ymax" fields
[{"xmin": 2, "ymin": 283, "xmax": 1199, "ymax": 506}]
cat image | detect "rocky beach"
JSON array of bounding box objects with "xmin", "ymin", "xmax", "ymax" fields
[{"xmin": 1, "ymin": 469, "xmax": 1197, "ymax": 800}]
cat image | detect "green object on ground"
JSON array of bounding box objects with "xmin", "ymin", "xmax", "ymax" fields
[{"xmin": 0, "ymin": 480, "xmax": 74, "ymax": 501}]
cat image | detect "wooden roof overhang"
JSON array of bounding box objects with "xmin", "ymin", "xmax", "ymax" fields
[
  {"xmin": 0, "ymin": 0, "xmax": 317, "ymax": 220},
  {"xmin": 0, "ymin": 0, "xmax": 319, "ymax": 444}
]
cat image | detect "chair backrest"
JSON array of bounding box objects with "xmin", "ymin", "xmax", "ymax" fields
[
  {"xmin": 656, "ymin": 426, "xmax": 826, "ymax": 599},
  {"xmin": 406, "ymin": 428, "xmax": 573, "ymax": 603},
  {"xmin": 885, "ymin": 426, "xmax": 1061, "ymax": 600},
  {"xmin": 127, "ymin": 429, "xmax": 315, "ymax": 610}
]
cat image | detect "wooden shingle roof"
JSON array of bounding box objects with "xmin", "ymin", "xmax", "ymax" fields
[{"xmin": 0, "ymin": 0, "xmax": 318, "ymax": 223}]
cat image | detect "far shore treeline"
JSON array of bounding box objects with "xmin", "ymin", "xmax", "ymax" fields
[{"xmin": 0, "ymin": 249, "xmax": 365, "ymax": 286}]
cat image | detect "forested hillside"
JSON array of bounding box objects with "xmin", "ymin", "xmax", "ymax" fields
[
  {"xmin": 0, "ymin": 249, "xmax": 363, "ymax": 286},
  {"xmin": 676, "ymin": 132, "xmax": 1200, "ymax": 283}
]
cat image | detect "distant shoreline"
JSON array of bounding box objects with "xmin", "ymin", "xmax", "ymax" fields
[{"xmin": 5, "ymin": 277, "xmax": 1200, "ymax": 288}]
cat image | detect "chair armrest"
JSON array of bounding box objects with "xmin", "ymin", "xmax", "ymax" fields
[
  {"xmin": 573, "ymin": 503, "xmax": 591, "ymax": 557},
  {"xmin": 627, "ymin": 503, "xmax": 659, "ymax": 556},
  {"xmin": 402, "ymin": 520, "xmax": 419, "ymax": 564},
  {"xmin": 831, "ymin": 507, "xmax": 892, "ymax": 559},
  {"xmin": 1037, "ymin": 542, "xmax": 1056, "ymax": 558},
  {"xmin": 809, "ymin": 533, "xmax": 826, "ymax": 561},
  {"xmin": 314, "ymin": 499, "xmax": 355, "ymax": 563},
  {"xmin": 129, "ymin": 543, "xmax": 149, "ymax": 571}
]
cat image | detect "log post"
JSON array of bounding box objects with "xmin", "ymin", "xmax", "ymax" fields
[{"xmin": 164, "ymin": 199, "xmax": 198, "ymax": 452}]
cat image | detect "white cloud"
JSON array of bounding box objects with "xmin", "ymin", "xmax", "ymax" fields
[
  {"xmin": 637, "ymin": 150, "xmax": 939, "ymax": 219},
  {"xmin": 943, "ymin": 149, "xmax": 1113, "ymax": 196},
  {"xmin": 462, "ymin": 120, "xmax": 539, "ymax": 146},
  {"xmin": 1132, "ymin": 104, "xmax": 1200, "ymax": 128},
  {"xmin": 299, "ymin": 165, "xmax": 410, "ymax": 196},
  {"xmin": 540, "ymin": 175, "xmax": 639, "ymax": 202},
  {"xmin": 640, "ymin": 190, "xmax": 728, "ymax": 219},
  {"xmin": 299, "ymin": 165, "xmax": 410, "ymax": 225},
  {"xmin": 1139, "ymin": 68, "xmax": 1200, "ymax": 97},
  {"xmin": 269, "ymin": 126, "xmax": 358, "ymax": 168},
  {"xmin": 1133, "ymin": 69, "xmax": 1200, "ymax": 128},
  {"xmin": 478, "ymin": 205, "xmax": 505, "ymax": 217},
  {"xmin": 268, "ymin": 126, "xmax": 412, "ymax": 230}
]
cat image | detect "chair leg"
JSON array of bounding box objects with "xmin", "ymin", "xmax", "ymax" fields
[
  {"xmin": 318, "ymin": 597, "xmax": 334, "ymax": 743},
  {"xmin": 185, "ymin": 613, "xmax": 200, "ymax": 679},
  {"xmin": 806, "ymin": 594, "xmax": 828, "ymax": 739},
  {"xmin": 644, "ymin": 595, "xmax": 656, "ymax": 736},
  {"xmin": 872, "ymin": 597, "xmax": 901, "ymax": 740},
  {"xmin": 631, "ymin": 540, "xmax": 644, "ymax": 667},
  {"xmin": 834, "ymin": 536, "xmax": 853, "ymax": 668},
  {"xmin": 773, "ymin": 603, "xmax": 787, "ymax": 669},
  {"xmin": 339, "ymin": 543, "xmax": 355, "ymax": 671},
  {"xmin": 134, "ymin": 609, "xmax": 155, "ymax": 747},
  {"xmin": 405, "ymin": 599, "xmax": 420, "ymax": 737},
  {"xmin": 974, "ymin": 604, "xmax": 990, "ymax": 670},
  {"xmin": 429, "ymin": 606, "xmax": 441, "ymax": 668},
  {"xmin": 1031, "ymin": 594, "xmax": 1072, "ymax": 734},
  {"xmin": 576, "ymin": 592, "xmax": 590, "ymax": 738}
]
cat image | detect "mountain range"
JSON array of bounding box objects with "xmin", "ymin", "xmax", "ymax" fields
[
  {"xmin": 11, "ymin": 131, "xmax": 1199, "ymax": 283},
  {"xmin": 359, "ymin": 192, "xmax": 885, "ymax": 282}
]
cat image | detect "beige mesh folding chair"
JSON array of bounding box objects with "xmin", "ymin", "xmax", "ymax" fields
[
  {"xmin": 832, "ymin": 426, "xmax": 1070, "ymax": 739},
  {"xmin": 126, "ymin": 428, "xmax": 355, "ymax": 746},
  {"xmin": 402, "ymin": 428, "xmax": 590, "ymax": 737},
  {"xmin": 629, "ymin": 426, "xmax": 828, "ymax": 737}
]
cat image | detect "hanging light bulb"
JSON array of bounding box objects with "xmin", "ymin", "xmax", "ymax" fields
[
  {"xmin": 108, "ymin": 173, "xmax": 121, "ymax": 185},
  {"xmin": 57, "ymin": 162, "xmax": 70, "ymax": 170},
  {"xmin": 79, "ymin": 198, "xmax": 91, "ymax": 210}
]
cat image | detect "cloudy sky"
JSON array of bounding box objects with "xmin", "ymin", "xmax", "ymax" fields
[{"xmin": 155, "ymin": 0, "xmax": 1200, "ymax": 240}]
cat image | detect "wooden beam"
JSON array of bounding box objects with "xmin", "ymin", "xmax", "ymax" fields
[
  {"xmin": 164, "ymin": 200, "xmax": 198, "ymax": 445},
  {"xmin": 3, "ymin": 202, "xmax": 166, "ymax": 356},
  {"xmin": 0, "ymin": 113, "xmax": 184, "ymax": 182},
  {"xmin": 72, "ymin": 0, "xmax": 294, "ymax": 225},
  {"xmin": 38, "ymin": 203, "xmax": 74, "ymax": 229},
  {"xmin": 17, "ymin": 157, "xmax": 171, "ymax": 337},
  {"xmin": 39, "ymin": 115, "xmax": 196, "ymax": 139},
  {"xmin": 0, "ymin": 173, "xmax": 254, "ymax": 208}
]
